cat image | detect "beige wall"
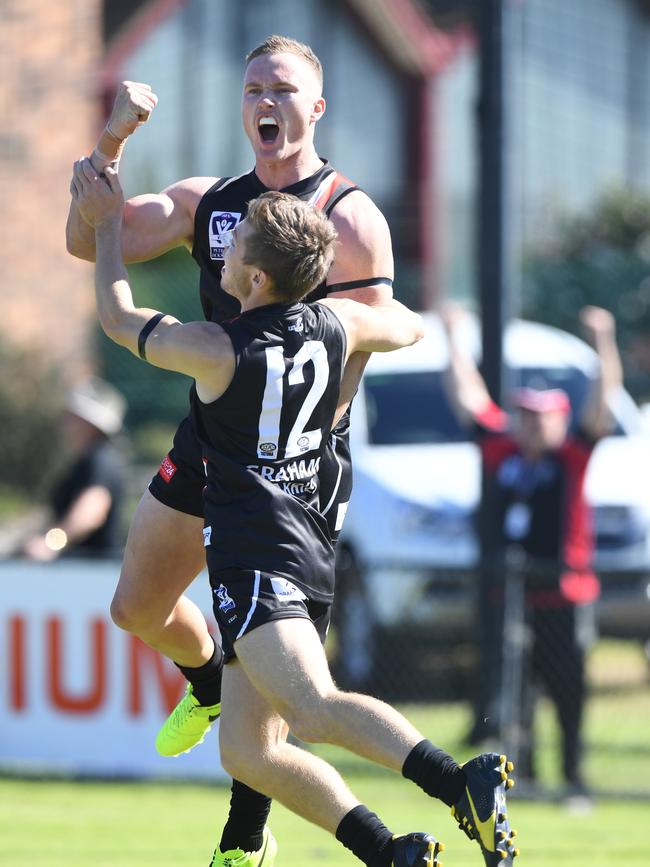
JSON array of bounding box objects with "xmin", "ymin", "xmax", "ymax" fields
[{"xmin": 0, "ymin": 0, "xmax": 103, "ymax": 377}]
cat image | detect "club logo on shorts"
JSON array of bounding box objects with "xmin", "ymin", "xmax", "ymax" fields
[
  {"xmin": 214, "ymin": 583, "xmax": 236, "ymax": 613},
  {"xmin": 209, "ymin": 210, "xmax": 242, "ymax": 260},
  {"xmin": 203, "ymin": 526, "xmax": 212, "ymax": 547},
  {"xmin": 270, "ymin": 577, "xmax": 307, "ymax": 602},
  {"xmin": 158, "ymin": 454, "xmax": 177, "ymax": 483}
]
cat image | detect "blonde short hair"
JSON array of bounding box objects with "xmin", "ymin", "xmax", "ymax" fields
[
  {"xmin": 245, "ymin": 192, "xmax": 337, "ymax": 302},
  {"xmin": 245, "ymin": 35, "xmax": 323, "ymax": 89}
]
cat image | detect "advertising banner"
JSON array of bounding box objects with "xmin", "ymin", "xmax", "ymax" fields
[{"xmin": 0, "ymin": 559, "xmax": 225, "ymax": 779}]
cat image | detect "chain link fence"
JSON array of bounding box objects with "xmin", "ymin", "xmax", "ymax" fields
[{"xmin": 329, "ymin": 558, "xmax": 650, "ymax": 801}]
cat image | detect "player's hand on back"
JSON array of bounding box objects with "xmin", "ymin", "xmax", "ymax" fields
[
  {"xmin": 107, "ymin": 81, "xmax": 158, "ymax": 141},
  {"xmin": 71, "ymin": 163, "xmax": 124, "ymax": 228}
]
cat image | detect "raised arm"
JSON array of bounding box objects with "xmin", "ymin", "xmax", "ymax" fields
[
  {"xmin": 66, "ymin": 80, "xmax": 213, "ymax": 264},
  {"xmin": 72, "ymin": 165, "xmax": 235, "ymax": 403},
  {"xmin": 69, "ymin": 164, "xmax": 211, "ymax": 263},
  {"xmin": 440, "ymin": 304, "xmax": 493, "ymax": 428},
  {"xmin": 578, "ymin": 306, "xmax": 623, "ymax": 439}
]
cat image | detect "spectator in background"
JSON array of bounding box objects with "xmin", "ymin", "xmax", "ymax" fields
[
  {"xmin": 21, "ymin": 376, "xmax": 127, "ymax": 560},
  {"xmin": 442, "ymin": 305, "xmax": 623, "ymax": 802}
]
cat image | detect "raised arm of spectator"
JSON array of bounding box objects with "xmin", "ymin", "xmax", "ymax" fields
[
  {"xmin": 440, "ymin": 303, "xmax": 494, "ymax": 428},
  {"xmin": 578, "ymin": 306, "xmax": 624, "ymax": 439}
]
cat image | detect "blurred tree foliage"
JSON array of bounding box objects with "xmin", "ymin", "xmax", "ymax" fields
[
  {"xmin": 522, "ymin": 188, "xmax": 650, "ymax": 401},
  {"xmin": 96, "ymin": 247, "xmax": 204, "ymax": 431},
  {"xmin": 0, "ymin": 341, "xmax": 65, "ymax": 498}
]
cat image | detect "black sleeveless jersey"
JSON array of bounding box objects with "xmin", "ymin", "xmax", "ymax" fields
[
  {"xmin": 191, "ymin": 301, "xmax": 347, "ymax": 601},
  {"xmin": 192, "ymin": 160, "xmax": 358, "ymax": 323}
]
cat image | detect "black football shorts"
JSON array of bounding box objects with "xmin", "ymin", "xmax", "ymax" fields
[
  {"xmin": 148, "ymin": 415, "xmax": 205, "ymax": 518},
  {"xmin": 210, "ymin": 569, "xmax": 332, "ymax": 662},
  {"xmin": 319, "ymin": 427, "xmax": 352, "ymax": 544}
]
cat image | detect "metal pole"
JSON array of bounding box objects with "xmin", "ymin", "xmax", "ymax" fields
[
  {"xmin": 476, "ymin": 0, "xmax": 525, "ymax": 763},
  {"xmin": 478, "ymin": 0, "xmax": 507, "ymax": 400}
]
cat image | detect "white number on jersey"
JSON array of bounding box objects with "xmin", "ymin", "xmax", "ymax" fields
[{"xmin": 256, "ymin": 340, "xmax": 329, "ymax": 460}]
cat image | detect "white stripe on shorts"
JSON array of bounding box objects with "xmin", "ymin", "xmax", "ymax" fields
[
  {"xmin": 236, "ymin": 570, "xmax": 261, "ymax": 640},
  {"xmin": 321, "ymin": 433, "xmax": 343, "ymax": 517}
]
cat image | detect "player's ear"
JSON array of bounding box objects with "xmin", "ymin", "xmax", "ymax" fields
[
  {"xmin": 311, "ymin": 97, "xmax": 326, "ymax": 124},
  {"xmin": 252, "ymin": 268, "xmax": 271, "ymax": 292}
]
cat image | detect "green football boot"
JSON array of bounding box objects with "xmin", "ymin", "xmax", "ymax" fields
[
  {"xmin": 209, "ymin": 827, "xmax": 277, "ymax": 867},
  {"xmin": 155, "ymin": 684, "xmax": 221, "ymax": 757}
]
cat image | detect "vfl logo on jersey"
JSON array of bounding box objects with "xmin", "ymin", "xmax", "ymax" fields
[
  {"xmin": 214, "ymin": 583, "xmax": 235, "ymax": 613},
  {"xmin": 259, "ymin": 442, "xmax": 277, "ymax": 457},
  {"xmin": 288, "ymin": 318, "xmax": 304, "ymax": 332},
  {"xmin": 209, "ymin": 210, "xmax": 242, "ymax": 260},
  {"xmin": 203, "ymin": 526, "xmax": 212, "ymax": 547},
  {"xmin": 270, "ymin": 577, "xmax": 307, "ymax": 602},
  {"xmin": 297, "ymin": 435, "xmax": 310, "ymax": 452}
]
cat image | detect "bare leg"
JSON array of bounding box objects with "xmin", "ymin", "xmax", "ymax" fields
[
  {"xmin": 233, "ymin": 618, "xmax": 423, "ymax": 770},
  {"xmin": 110, "ymin": 490, "xmax": 212, "ymax": 667},
  {"xmin": 219, "ymin": 661, "xmax": 361, "ymax": 834}
]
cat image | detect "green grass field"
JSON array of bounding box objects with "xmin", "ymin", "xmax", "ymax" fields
[{"xmin": 2, "ymin": 641, "xmax": 649, "ymax": 866}]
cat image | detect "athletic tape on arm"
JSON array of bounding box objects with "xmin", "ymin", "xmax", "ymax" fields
[
  {"xmin": 326, "ymin": 277, "xmax": 393, "ymax": 293},
  {"xmin": 138, "ymin": 313, "xmax": 165, "ymax": 360}
]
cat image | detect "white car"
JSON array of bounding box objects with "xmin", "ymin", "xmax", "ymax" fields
[{"xmin": 332, "ymin": 313, "xmax": 650, "ymax": 694}]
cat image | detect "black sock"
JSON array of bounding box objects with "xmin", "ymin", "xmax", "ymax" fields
[
  {"xmin": 336, "ymin": 805, "xmax": 394, "ymax": 867},
  {"xmin": 219, "ymin": 780, "xmax": 272, "ymax": 853},
  {"xmin": 402, "ymin": 739, "xmax": 466, "ymax": 807},
  {"xmin": 175, "ymin": 637, "xmax": 223, "ymax": 707}
]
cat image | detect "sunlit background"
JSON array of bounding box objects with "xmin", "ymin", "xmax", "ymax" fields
[{"xmin": 1, "ymin": 2, "xmax": 650, "ymax": 864}]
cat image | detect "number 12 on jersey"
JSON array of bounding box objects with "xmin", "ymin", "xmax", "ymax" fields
[{"xmin": 257, "ymin": 340, "xmax": 330, "ymax": 460}]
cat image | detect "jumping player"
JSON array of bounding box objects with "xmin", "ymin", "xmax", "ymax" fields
[
  {"xmin": 66, "ymin": 35, "xmax": 394, "ymax": 864},
  {"xmin": 75, "ymin": 164, "xmax": 519, "ymax": 867}
]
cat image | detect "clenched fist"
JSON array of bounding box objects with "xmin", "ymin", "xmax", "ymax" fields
[
  {"xmin": 579, "ymin": 305, "xmax": 616, "ymax": 347},
  {"xmin": 107, "ymin": 80, "xmax": 158, "ymax": 141}
]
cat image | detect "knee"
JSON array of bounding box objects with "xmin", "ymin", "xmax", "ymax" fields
[
  {"xmin": 220, "ymin": 736, "xmax": 267, "ymax": 787},
  {"xmin": 110, "ymin": 584, "xmax": 154, "ymax": 637}
]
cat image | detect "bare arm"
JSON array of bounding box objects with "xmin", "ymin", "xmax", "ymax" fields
[
  {"xmin": 66, "ymin": 80, "xmax": 215, "ymax": 263},
  {"xmin": 321, "ymin": 297, "xmax": 423, "ymax": 356},
  {"xmin": 22, "ymin": 486, "xmax": 113, "ymax": 561},
  {"xmin": 326, "ymin": 190, "xmax": 394, "ymax": 303},
  {"xmin": 68, "ymin": 162, "xmax": 214, "ymax": 264},
  {"xmin": 440, "ymin": 304, "xmax": 493, "ymax": 427},
  {"xmin": 323, "ymin": 190, "xmax": 395, "ymax": 410},
  {"xmin": 67, "ymin": 81, "xmax": 157, "ymax": 261},
  {"xmin": 73, "ymin": 166, "xmax": 235, "ymax": 403},
  {"xmin": 579, "ymin": 306, "xmax": 623, "ymax": 439}
]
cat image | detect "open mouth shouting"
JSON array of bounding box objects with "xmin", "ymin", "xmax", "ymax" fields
[{"xmin": 258, "ymin": 115, "xmax": 280, "ymax": 146}]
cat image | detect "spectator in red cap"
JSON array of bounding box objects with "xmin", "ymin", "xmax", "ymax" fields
[{"xmin": 442, "ymin": 305, "xmax": 623, "ymax": 803}]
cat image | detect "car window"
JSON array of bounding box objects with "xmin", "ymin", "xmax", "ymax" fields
[
  {"xmin": 364, "ymin": 365, "xmax": 626, "ymax": 446},
  {"xmin": 364, "ymin": 372, "xmax": 471, "ymax": 445}
]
